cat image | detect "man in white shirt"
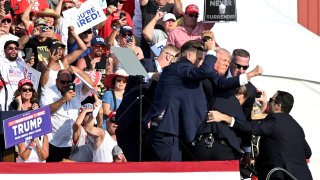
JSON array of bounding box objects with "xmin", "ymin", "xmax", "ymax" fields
[
  {"xmin": 40, "ymin": 68, "xmax": 93, "ymax": 162},
  {"xmin": 0, "ymin": 13, "xmax": 19, "ymax": 57}
]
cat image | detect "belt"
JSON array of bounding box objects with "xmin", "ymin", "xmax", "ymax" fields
[{"xmin": 192, "ymin": 133, "xmax": 228, "ymax": 147}]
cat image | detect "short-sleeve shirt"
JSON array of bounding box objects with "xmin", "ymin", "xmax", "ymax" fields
[{"xmin": 101, "ymin": 90, "xmax": 122, "ymax": 111}]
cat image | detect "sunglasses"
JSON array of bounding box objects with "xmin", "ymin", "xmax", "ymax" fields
[
  {"xmin": 63, "ymin": 6, "xmax": 74, "ymax": 10},
  {"xmin": 187, "ymin": 14, "xmax": 199, "ymax": 18},
  {"xmin": 1, "ymin": 18, "xmax": 12, "ymax": 24},
  {"xmin": 269, "ymin": 98, "xmax": 278, "ymax": 104},
  {"xmin": 60, "ymin": 80, "xmax": 72, "ymax": 84},
  {"xmin": 118, "ymin": 1, "xmax": 125, "ymax": 4},
  {"xmin": 116, "ymin": 79, "xmax": 127, "ymax": 83},
  {"xmin": 21, "ymin": 88, "xmax": 32, "ymax": 92},
  {"xmin": 202, "ymin": 36, "xmax": 212, "ymax": 43},
  {"xmin": 7, "ymin": 46, "xmax": 18, "ymax": 51},
  {"xmin": 109, "ymin": 118, "xmax": 116, "ymax": 123},
  {"xmin": 82, "ymin": 30, "xmax": 93, "ymax": 34},
  {"xmin": 233, "ymin": 62, "xmax": 249, "ymax": 70},
  {"xmin": 95, "ymin": 45, "xmax": 104, "ymax": 48}
]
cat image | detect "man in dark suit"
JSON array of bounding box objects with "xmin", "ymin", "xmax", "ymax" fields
[
  {"xmin": 115, "ymin": 44, "xmax": 179, "ymax": 161},
  {"xmin": 209, "ymin": 90, "xmax": 313, "ymax": 180},
  {"xmin": 143, "ymin": 40, "xmax": 262, "ymax": 161}
]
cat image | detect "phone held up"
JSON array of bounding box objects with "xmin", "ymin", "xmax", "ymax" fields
[
  {"xmin": 126, "ymin": 35, "xmax": 133, "ymax": 43},
  {"xmin": 119, "ymin": 12, "xmax": 126, "ymax": 19},
  {"xmin": 255, "ymin": 91, "xmax": 262, "ymax": 98},
  {"xmin": 67, "ymin": 83, "xmax": 75, "ymax": 92}
]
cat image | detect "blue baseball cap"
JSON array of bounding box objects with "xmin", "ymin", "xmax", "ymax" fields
[{"xmin": 91, "ymin": 35, "xmax": 106, "ymax": 46}]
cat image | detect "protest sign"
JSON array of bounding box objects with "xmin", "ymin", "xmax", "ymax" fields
[
  {"xmin": 3, "ymin": 106, "xmax": 51, "ymax": 149},
  {"xmin": 150, "ymin": 39, "xmax": 167, "ymax": 57},
  {"xmin": 62, "ymin": 0, "xmax": 107, "ymax": 34},
  {"xmin": 204, "ymin": 0, "xmax": 237, "ymax": 22},
  {"xmin": 17, "ymin": 58, "xmax": 41, "ymax": 90}
]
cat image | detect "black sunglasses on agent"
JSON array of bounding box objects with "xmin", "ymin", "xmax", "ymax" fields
[{"xmin": 233, "ymin": 62, "xmax": 249, "ymax": 70}]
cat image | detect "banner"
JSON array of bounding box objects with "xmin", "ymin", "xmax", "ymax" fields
[
  {"xmin": 203, "ymin": 0, "xmax": 237, "ymax": 22},
  {"xmin": 3, "ymin": 106, "xmax": 51, "ymax": 149},
  {"xmin": 17, "ymin": 58, "xmax": 41, "ymax": 90},
  {"xmin": 150, "ymin": 39, "xmax": 167, "ymax": 57},
  {"xmin": 62, "ymin": 0, "xmax": 107, "ymax": 34}
]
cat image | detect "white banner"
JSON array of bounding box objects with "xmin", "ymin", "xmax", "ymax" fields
[
  {"xmin": 62, "ymin": 0, "xmax": 107, "ymax": 34},
  {"xmin": 17, "ymin": 59, "xmax": 41, "ymax": 90}
]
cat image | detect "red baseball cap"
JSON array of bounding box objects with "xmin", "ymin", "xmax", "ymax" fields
[
  {"xmin": 185, "ymin": 4, "xmax": 199, "ymax": 14},
  {"xmin": 18, "ymin": 78, "xmax": 33, "ymax": 89}
]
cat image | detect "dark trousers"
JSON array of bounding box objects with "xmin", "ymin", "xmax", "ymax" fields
[
  {"xmin": 46, "ymin": 143, "xmax": 71, "ymax": 162},
  {"xmin": 189, "ymin": 134, "xmax": 240, "ymax": 161},
  {"xmin": 144, "ymin": 130, "xmax": 182, "ymax": 161}
]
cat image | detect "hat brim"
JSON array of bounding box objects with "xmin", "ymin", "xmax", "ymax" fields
[
  {"xmin": 37, "ymin": 12, "xmax": 60, "ymax": 19},
  {"xmin": 104, "ymin": 74, "xmax": 128, "ymax": 89}
]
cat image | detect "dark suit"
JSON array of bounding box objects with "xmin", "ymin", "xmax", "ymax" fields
[
  {"xmin": 233, "ymin": 113, "xmax": 313, "ymax": 180},
  {"xmin": 144, "ymin": 54, "xmax": 241, "ymax": 161},
  {"xmin": 190, "ymin": 79, "xmax": 245, "ymax": 160},
  {"xmin": 140, "ymin": 58, "xmax": 158, "ymax": 73}
]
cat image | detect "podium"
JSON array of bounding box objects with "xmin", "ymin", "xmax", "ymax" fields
[{"xmin": 0, "ymin": 111, "xmax": 26, "ymax": 162}]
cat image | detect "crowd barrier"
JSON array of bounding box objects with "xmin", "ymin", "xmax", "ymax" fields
[{"xmin": 0, "ymin": 160, "xmax": 240, "ymax": 179}]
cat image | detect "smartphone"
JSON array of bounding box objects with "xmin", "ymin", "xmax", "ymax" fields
[
  {"xmin": 67, "ymin": 83, "xmax": 75, "ymax": 91},
  {"xmin": 255, "ymin": 91, "xmax": 262, "ymax": 98},
  {"xmin": 25, "ymin": 48, "xmax": 33, "ymax": 62},
  {"xmin": 119, "ymin": 12, "xmax": 126, "ymax": 19},
  {"xmin": 126, "ymin": 35, "xmax": 133, "ymax": 43}
]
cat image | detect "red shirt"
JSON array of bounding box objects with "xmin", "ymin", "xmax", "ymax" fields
[
  {"xmin": 98, "ymin": 11, "xmax": 133, "ymax": 39},
  {"xmin": 13, "ymin": 0, "xmax": 49, "ymax": 15}
]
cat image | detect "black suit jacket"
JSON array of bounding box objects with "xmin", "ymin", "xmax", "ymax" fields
[
  {"xmin": 234, "ymin": 113, "xmax": 312, "ymax": 180},
  {"xmin": 144, "ymin": 54, "xmax": 241, "ymax": 143},
  {"xmin": 198, "ymin": 79, "xmax": 245, "ymax": 154},
  {"xmin": 140, "ymin": 58, "xmax": 158, "ymax": 73}
]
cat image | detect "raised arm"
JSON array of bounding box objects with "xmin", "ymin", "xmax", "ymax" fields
[
  {"xmin": 21, "ymin": 0, "xmax": 36, "ymax": 32},
  {"xmin": 142, "ymin": 11, "xmax": 164, "ymax": 42},
  {"xmin": 172, "ymin": 0, "xmax": 182, "ymax": 17}
]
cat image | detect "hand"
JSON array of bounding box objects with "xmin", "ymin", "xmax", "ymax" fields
[
  {"xmin": 68, "ymin": 26, "xmax": 76, "ymax": 36},
  {"xmin": 155, "ymin": 11, "xmax": 164, "ymax": 21},
  {"xmin": 31, "ymin": 103, "xmax": 39, "ymax": 110},
  {"xmin": 204, "ymin": 38, "xmax": 216, "ymax": 51},
  {"xmin": 247, "ymin": 65, "xmax": 263, "ymax": 80},
  {"xmin": 107, "ymin": 5, "xmax": 117, "ymax": 14},
  {"xmin": 15, "ymin": 95, "xmax": 22, "ymax": 105},
  {"xmin": 48, "ymin": 49, "xmax": 60, "ymax": 65},
  {"xmin": 206, "ymin": 110, "xmax": 231, "ymax": 123},
  {"xmin": 33, "ymin": 138, "xmax": 40, "ymax": 147},
  {"xmin": 62, "ymin": 90, "xmax": 76, "ymax": 102},
  {"xmin": 151, "ymin": 72, "xmax": 161, "ymax": 81}
]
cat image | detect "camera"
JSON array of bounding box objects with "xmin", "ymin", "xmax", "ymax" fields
[
  {"xmin": 67, "ymin": 83, "xmax": 75, "ymax": 91},
  {"xmin": 40, "ymin": 26, "xmax": 54, "ymax": 33},
  {"xmin": 255, "ymin": 91, "xmax": 262, "ymax": 98},
  {"xmin": 126, "ymin": 35, "xmax": 133, "ymax": 43}
]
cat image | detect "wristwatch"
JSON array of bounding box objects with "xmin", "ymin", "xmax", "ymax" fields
[
  {"xmin": 112, "ymin": 26, "xmax": 120, "ymax": 31},
  {"xmin": 28, "ymin": 143, "xmax": 34, "ymax": 150}
]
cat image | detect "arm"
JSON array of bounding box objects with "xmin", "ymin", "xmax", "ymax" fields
[
  {"xmin": 63, "ymin": 27, "xmax": 87, "ymax": 66},
  {"xmin": 38, "ymin": 51, "xmax": 60, "ymax": 87},
  {"xmin": 55, "ymin": 0, "xmax": 63, "ymax": 17},
  {"xmin": 106, "ymin": 17, "xmax": 126, "ymax": 45},
  {"xmin": 49, "ymin": 91, "xmax": 75, "ymax": 113},
  {"xmin": 172, "ymin": 0, "xmax": 182, "ymax": 17},
  {"xmin": 34, "ymin": 136, "xmax": 49, "ymax": 161},
  {"xmin": 21, "ymin": 0, "xmax": 36, "ymax": 31},
  {"xmin": 73, "ymin": 108, "xmax": 92, "ymax": 143},
  {"xmin": 75, "ymin": 57, "xmax": 87, "ymax": 70},
  {"xmin": 142, "ymin": 11, "xmax": 164, "ymax": 42},
  {"xmin": 17, "ymin": 141, "xmax": 33, "ymax": 161},
  {"xmin": 68, "ymin": 66, "xmax": 94, "ymax": 95}
]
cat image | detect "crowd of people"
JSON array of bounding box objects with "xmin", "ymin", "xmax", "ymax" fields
[{"xmin": 0, "ymin": 0, "xmax": 313, "ymax": 179}]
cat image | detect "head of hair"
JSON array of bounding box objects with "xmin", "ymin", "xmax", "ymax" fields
[
  {"xmin": 231, "ymin": 49, "xmax": 250, "ymax": 62},
  {"xmin": 160, "ymin": 44, "xmax": 180, "ymax": 55},
  {"xmin": 274, "ymin": 90, "xmax": 294, "ymax": 113},
  {"xmin": 216, "ymin": 47, "xmax": 231, "ymax": 58},
  {"xmin": 57, "ymin": 69, "xmax": 72, "ymax": 80},
  {"xmin": 233, "ymin": 85, "xmax": 248, "ymax": 99},
  {"xmin": 180, "ymin": 40, "xmax": 204, "ymax": 56},
  {"xmin": 13, "ymin": 87, "xmax": 39, "ymax": 104}
]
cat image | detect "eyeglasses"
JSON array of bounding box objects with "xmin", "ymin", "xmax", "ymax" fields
[
  {"xmin": 59, "ymin": 80, "xmax": 72, "ymax": 84},
  {"xmin": 202, "ymin": 36, "xmax": 212, "ymax": 43},
  {"xmin": 187, "ymin": 14, "xmax": 199, "ymax": 18},
  {"xmin": 269, "ymin": 98, "xmax": 278, "ymax": 104},
  {"xmin": 109, "ymin": 118, "xmax": 116, "ymax": 123},
  {"xmin": 118, "ymin": 1, "xmax": 125, "ymax": 4},
  {"xmin": 165, "ymin": 52, "xmax": 175, "ymax": 58},
  {"xmin": 95, "ymin": 45, "xmax": 104, "ymax": 49},
  {"xmin": 7, "ymin": 46, "xmax": 18, "ymax": 51},
  {"xmin": 116, "ymin": 79, "xmax": 127, "ymax": 83},
  {"xmin": 21, "ymin": 88, "xmax": 32, "ymax": 92},
  {"xmin": 121, "ymin": 33, "xmax": 132, "ymax": 37},
  {"xmin": 1, "ymin": 18, "xmax": 12, "ymax": 24},
  {"xmin": 233, "ymin": 62, "xmax": 249, "ymax": 70},
  {"xmin": 63, "ymin": 6, "xmax": 74, "ymax": 10}
]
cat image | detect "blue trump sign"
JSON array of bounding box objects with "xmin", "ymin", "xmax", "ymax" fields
[{"xmin": 3, "ymin": 106, "xmax": 52, "ymax": 149}]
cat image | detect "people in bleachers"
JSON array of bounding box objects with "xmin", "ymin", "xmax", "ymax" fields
[
  {"xmin": 102, "ymin": 69, "xmax": 128, "ymax": 129},
  {"xmin": 167, "ymin": 4, "xmax": 215, "ymax": 49},
  {"xmin": 139, "ymin": 0, "xmax": 182, "ymax": 58},
  {"xmin": 37, "ymin": 26, "xmax": 87, "ymax": 89},
  {"xmin": 69, "ymin": 103, "xmax": 95, "ymax": 162},
  {"xmin": 0, "ymin": 40, "xmax": 25, "ymax": 110},
  {"xmin": 12, "ymin": 78, "xmax": 49, "ymax": 163},
  {"xmin": 142, "ymin": 12, "xmax": 176, "ymax": 48},
  {"xmin": 98, "ymin": 0, "xmax": 133, "ymax": 40},
  {"xmin": 0, "ymin": 13, "xmax": 19, "ymax": 57},
  {"xmin": 40, "ymin": 68, "xmax": 93, "ymax": 162}
]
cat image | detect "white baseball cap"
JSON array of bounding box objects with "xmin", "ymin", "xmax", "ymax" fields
[{"xmin": 162, "ymin": 13, "xmax": 176, "ymax": 22}]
